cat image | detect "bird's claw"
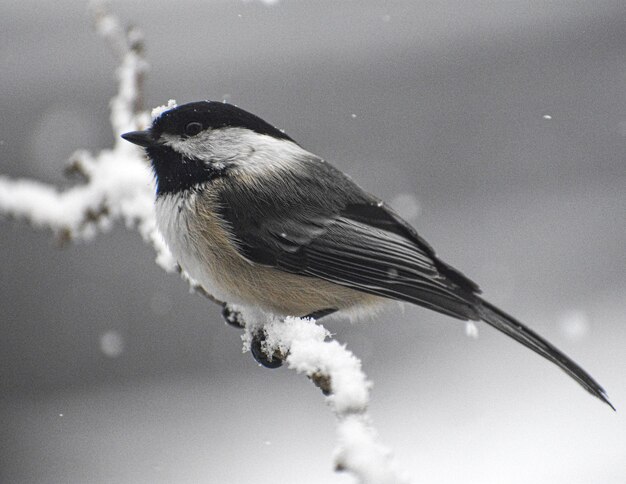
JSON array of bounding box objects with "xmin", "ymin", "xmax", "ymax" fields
[{"xmin": 250, "ymin": 331, "xmax": 284, "ymax": 368}]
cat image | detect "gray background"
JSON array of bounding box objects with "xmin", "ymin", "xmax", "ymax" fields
[{"xmin": 1, "ymin": 0, "xmax": 625, "ymax": 483}]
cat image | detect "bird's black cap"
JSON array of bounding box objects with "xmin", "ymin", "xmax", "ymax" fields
[{"xmin": 151, "ymin": 101, "xmax": 295, "ymax": 142}]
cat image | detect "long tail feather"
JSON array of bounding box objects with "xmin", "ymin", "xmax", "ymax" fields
[{"xmin": 478, "ymin": 299, "xmax": 614, "ymax": 410}]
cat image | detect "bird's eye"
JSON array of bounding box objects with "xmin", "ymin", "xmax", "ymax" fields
[{"xmin": 184, "ymin": 122, "xmax": 203, "ymax": 136}]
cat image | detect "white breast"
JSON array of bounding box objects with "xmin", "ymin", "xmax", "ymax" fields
[{"xmin": 155, "ymin": 189, "xmax": 241, "ymax": 305}]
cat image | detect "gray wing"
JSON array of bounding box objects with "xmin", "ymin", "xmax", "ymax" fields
[{"xmin": 216, "ymin": 155, "xmax": 482, "ymax": 320}]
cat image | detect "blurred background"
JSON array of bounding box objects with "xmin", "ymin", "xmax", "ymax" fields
[{"xmin": 1, "ymin": 0, "xmax": 625, "ymax": 482}]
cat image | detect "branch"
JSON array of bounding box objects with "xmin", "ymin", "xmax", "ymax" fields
[
  {"xmin": 0, "ymin": 4, "xmax": 175, "ymax": 273},
  {"xmin": 0, "ymin": 6, "xmax": 411, "ymax": 483},
  {"xmin": 247, "ymin": 317, "xmax": 411, "ymax": 483}
]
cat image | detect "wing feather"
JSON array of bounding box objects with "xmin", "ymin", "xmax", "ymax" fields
[
  {"xmin": 296, "ymin": 217, "xmax": 481, "ymax": 319},
  {"xmin": 216, "ymin": 154, "xmax": 481, "ymax": 320}
]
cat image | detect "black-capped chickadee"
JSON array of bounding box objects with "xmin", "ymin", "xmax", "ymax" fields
[{"xmin": 122, "ymin": 101, "xmax": 612, "ymax": 408}]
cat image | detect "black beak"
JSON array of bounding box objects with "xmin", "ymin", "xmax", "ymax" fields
[{"xmin": 121, "ymin": 129, "xmax": 156, "ymax": 147}]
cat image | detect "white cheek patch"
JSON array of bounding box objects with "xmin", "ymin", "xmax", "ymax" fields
[
  {"xmin": 160, "ymin": 131, "xmax": 227, "ymax": 161},
  {"xmin": 160, "ymin": 127, "xmax": 311, "ymax": 176}
]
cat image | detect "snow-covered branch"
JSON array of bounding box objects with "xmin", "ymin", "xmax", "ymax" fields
[
  {"xmin": 0, "ymin": 7, "xmax": 411, "ymax": 483},
  {"xmin": 0, "ymin": 5, "xmax": 170, "ymax": 265},
  {"xmin": 247, "ymin": 317, "xmax": 410, "ymax": 483}
]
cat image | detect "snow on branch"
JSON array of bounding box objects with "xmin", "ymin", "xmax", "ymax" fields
[
  {"xmin": 248, "ymin": 317, "xmax": 410, "ymax": 483},
  {"xmin": 0, "ymin": 5, "xmax": 174, "ymax": 271},
  {"xmin": 0, "ymin": 6, "xmax": 411, "ymax": 483}
]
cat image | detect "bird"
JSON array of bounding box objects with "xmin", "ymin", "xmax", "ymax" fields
[{"xmin": 121, "ymin": 100, "xmax": 613, "ymax": 409}]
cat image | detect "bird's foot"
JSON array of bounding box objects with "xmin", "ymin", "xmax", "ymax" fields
[{"xmin": 250, "ymin": 330, "xmax": 284, "ymax": 369}]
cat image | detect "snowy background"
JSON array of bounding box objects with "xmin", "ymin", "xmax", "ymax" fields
[{"xmin": 1, "ymin": 0, "xmax": 626, "ymax": 482}]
